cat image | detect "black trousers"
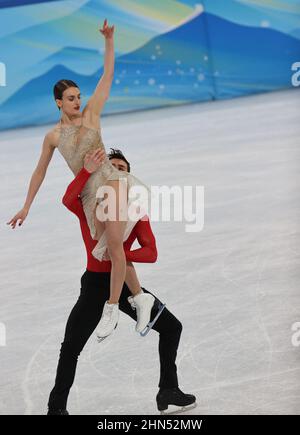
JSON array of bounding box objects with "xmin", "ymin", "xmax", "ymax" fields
[{"xmin": 48, "ymin": 270, "xmax": 182, "ymax": 410}]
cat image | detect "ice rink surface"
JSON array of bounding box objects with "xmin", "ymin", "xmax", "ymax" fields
[{"xmin": 1, "ymin": 89, "xmax": 299, "ymax": 415}]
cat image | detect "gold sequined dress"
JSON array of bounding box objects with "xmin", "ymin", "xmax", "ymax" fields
[{"xmin": 57, "ymin": 119, "xmax": 149, "ymax": 260}]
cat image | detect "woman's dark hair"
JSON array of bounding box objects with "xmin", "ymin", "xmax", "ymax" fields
[
  {"xmin": 53, "ymin": 79, "xmax": 79, "ymax": 110},
  {"xmin": 107, "ymin": 148, "xmax": 130, "ymax": 173}
]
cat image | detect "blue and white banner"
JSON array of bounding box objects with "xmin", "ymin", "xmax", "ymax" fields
[{"xmin": 0, "ymin": 0, "xmax": 299, "ymax": 130}]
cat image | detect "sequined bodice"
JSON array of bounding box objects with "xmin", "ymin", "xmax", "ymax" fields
[{"xmin": 57, "ymin": 123, "xmax": 104, "ymax": 176}]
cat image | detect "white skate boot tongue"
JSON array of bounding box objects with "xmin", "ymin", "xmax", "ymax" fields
[
  {"xmin": 133, "ymin": 293, "xmax": 155, "ymax": 333},
  {"xmin": 128, "ymin": 289, "xmax": 144, "ymax": 308},
  {"xmin": 96, "ymin": 302, "xmax": 119, "ymax": 340}
]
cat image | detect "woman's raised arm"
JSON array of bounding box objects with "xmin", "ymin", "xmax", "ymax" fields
[
  {"xmin": 7, "ymin": 132, "xmax": 55, "ymax": 228},
  {"xmin": 85, "ymin": 19, "xmax": 115, "ymax": 117}
]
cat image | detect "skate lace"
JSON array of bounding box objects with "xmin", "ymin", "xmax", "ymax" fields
[
  {"xmin": 128, "ymin": 296, "xmax": 136, "ymax": 309},
  {"xmin": 102, "ymin": 304, "xmax": 114, "ymax": 323}
]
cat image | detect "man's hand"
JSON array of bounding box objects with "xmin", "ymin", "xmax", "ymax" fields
[
  {"xmin": 99, "ymin": 19, "xmax": 114, "ymax": 39},
  {"xmin": 84, "ymin": 149, "xmax": 106, "ymax": 174}
]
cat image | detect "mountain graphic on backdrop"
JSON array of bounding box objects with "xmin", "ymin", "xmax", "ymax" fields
[
  {"xmin": 0, "ymin": 0, "xmax": 60, "ymax": 8},
  {"xmin": 38, "ymin": 46, "xmax": 124, "ymax": 75},
  {"xmin": 1, "ymin": 10, "xmax": 299, "ymax": 130}
]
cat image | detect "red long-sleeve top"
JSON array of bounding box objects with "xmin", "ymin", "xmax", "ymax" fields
[{"xmin": 62, "ymin": 167, "xmax": 158, "ymax": 272}]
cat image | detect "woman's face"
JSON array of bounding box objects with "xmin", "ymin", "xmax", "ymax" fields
[{"xmin": 57, "ymin": 86, "xmax": 81, "ymax": 115}]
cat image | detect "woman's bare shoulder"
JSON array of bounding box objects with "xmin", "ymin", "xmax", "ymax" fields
[
  {"xmin": 82, "ymin": 106, "xmax": 101, "ymax": 130},
  {"xmin": 45, "ymin": 123, "xmax": 61, "ymax": 149}
]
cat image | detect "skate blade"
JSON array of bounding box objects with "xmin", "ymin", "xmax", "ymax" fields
[
  {"xmin": 97, "ymin": 336, "xmax": 108, "ymax": 343},
  {"xmin": 96, "ymin": 322, "xmax": 118, "ymax": 343},
  {"xmin": 140, "ymin": 303, "xmax": 166, "ymax": 337},
  {"xmin": 160, "ymin": 402, "xmax": 197, "ymax": 415}
]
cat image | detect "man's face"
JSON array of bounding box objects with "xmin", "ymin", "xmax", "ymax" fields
[{"xmin": 110, "ymin": 158, "xmax": 129, "ymax": 172}]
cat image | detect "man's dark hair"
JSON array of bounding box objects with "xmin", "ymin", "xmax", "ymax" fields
[{"xmin": 107, "ymin": 148, "xmax": 130, "ymax": 173}]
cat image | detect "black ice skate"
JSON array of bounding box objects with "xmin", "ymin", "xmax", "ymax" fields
[
  {"xmin": 47, "ymin": 408, "xmax": 69, "ymax": 415},
  {"xmin": 156, "ymin": 387, "xmax": 197, "ymax": 415}
]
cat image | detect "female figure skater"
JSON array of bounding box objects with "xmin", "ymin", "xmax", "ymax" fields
[{"xmin": 7, "ymin": 20, "xmax": 154, "ymax": 340}]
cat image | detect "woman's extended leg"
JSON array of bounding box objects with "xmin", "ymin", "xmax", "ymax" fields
[
  {"xmin": 94, "ymin": 179, "xmax": 127, "ymax": 339},
  {"xmin": 125, "ymin": 261, "xmax": 143, "ymax": 296},
  {"xmin": 93, "ymin": 178, "xmax": 128, "ymax": 302},
  {"xmin": 94, "ymin": 201, "xmax": 142, "ymax": 298},
  {"xmin": 104, "ymin": 218, "xmax": 127, "ymax": 303},
  {"xmin": 94, "ymin": 179, "xmax": 154, "ymax": 337},
  {"xmin": 103, "ymin": 179, "xmax": 127, "ymax": 303}
]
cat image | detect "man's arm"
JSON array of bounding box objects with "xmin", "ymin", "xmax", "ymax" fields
[
  {"xmin": 62, "ymin": 167, "xmax": 91, "ymax": 218},
  {"xmin": 124, "ymin": 218, "xmax": 158, "ymax": 263},
  {"xmin": 62, "ymin": 149, "xmax": 105, "ymax": 217}
]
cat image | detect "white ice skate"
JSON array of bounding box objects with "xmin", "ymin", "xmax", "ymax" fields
[
  {"xmin": 96, "ymin": 301, "xmax": 119, "ymax": 342},
  {"xmin": 128, "ymin": 292, "xmax": 165, "ymax": 335},
  {"xmin": 130, "ymin": 292, "xmax": 155, "ymax": 333}
]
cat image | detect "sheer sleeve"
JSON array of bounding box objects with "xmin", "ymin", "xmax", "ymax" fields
[
  {"xmin": 62, "ymin": 167, "xmax": 91, "ymax": 219},
  {"xmin": 124, "ymin": 218, "xmax": 158, "ymax": 263}
]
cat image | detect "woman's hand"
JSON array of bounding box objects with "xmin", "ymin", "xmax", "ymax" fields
[
  {"xmin": 84, "ymin": 149, "xmax": 106, "ymax": 174},
  {"xmin": 7, "ymin": 207, "xmax": 29, "ymax": 229},
  {"xmin": 99, "ymin": 19, "xmax": 114, "ymax": 39}
]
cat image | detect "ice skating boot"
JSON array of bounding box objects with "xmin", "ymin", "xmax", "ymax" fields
[
  {"xmin": 129, "ymin": 292, "xmax": 155, "ymax": 333},
  {"xmin": 96, "ymin": 301, "xmax": 119, "ymax": 342},
  {"xmin": 156, "ymin": 387, "xmax": 197, "ymax": 415},
  {"xmin": 47, "ymin": 408, "xmax": 69, "ymax": 415},
  {"xmin": 128, "ymin": 291, "xmax": 166, "ymax": 336}
]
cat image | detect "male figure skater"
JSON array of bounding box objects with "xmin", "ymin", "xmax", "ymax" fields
[{"xmin": 47, "ymin": 148, "xmax": 196, "ymax": 415}]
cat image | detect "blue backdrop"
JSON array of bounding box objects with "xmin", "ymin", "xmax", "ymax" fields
[{"xmin": 0, "ymin": 0, "xmax": 299, "ymax": 130}]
